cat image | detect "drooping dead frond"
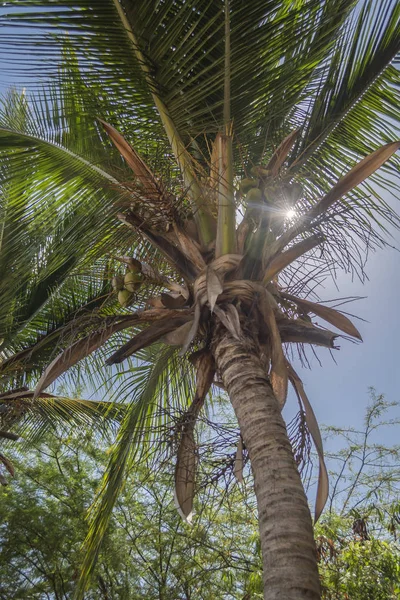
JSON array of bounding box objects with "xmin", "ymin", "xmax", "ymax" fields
[
  {"xmin": 174, "ymin": 427, "xmax": 197, "ymax": 523},
  {"xmin": 278, "ymin": 318, "xmax": 338, "ymax": 348},
  {"xmin": 281, "ymin": 292, "xmax": 362, "ymax": 340},
  {"xmin": 308, "ymin": 141, "xmax": 400, "ymax": 221},
  {"xmin": 100, "ymin": 119, "xmax": 168, "ymax": 203},
  {"xmin": 106, "ymin": 315, "xmax": 193, "ymax": 365},
  {"xmin": 257, "ymin": 288, "xmax": 288, "ymax": 407},
  {"xmin": 287, "ymin": 409, "xmax": 312, "ymax": 479},
  {"xmin": 287, "ymin": 363, "xmax": 329, "ymax": 522},
  {"xmin": 174, "ymin": 350, "xmax": 215, "ymax": 522},
  {"xmin": 263, "ymin": 235, "xmax": 323, "ymax": 282},
  {"xmin": 265, "ymin": 129, "xmax": 300, "ymax": 177}
]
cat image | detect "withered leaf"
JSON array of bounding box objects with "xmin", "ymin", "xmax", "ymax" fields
[
  {"xmin": 181, "ymin": 303, "xmax": 202, "ymax": 355},
  {"xmin": 161, "ymin": 293, "xmax": 187, "ymax": 309},
  {"xmin": 214, "ymin": 305, "xmax": 241, "ymax": 340},
  {"xmin": 107, "ymin": 316, "xmax": 192, "ymax": 364},
  {"xmin": 100, "ymin": 120, "xmax": 165, "ymax": 200},
  {"xmin": 174, "ymin": 429, "xmax": 197, "ymax": 523},
  {"xmin": 0, "ymin": 430, "xmax": 19, "ymax": 441},
  {"xmin": 278, "ymin": 318, "xmax": 338, "ymax": 348},
  {"xmin": 310, "ymin": 141, "xmax": 400, "ymax": 219},
  {"xmin": 282, "ymin": 292, "xmax": 362, "ymax": 340},
  {"xmin": 265, "ymin": 130, "xmax": 300, "ymax": 177},
  {"xmin": 194, "ymin": 351, "xmax": 215, "ymax": 409},
  {"xmin": 34, "ymin": 319, "xmax": 140, "ymax": 398},
  {"xmin": 0, "ymin": 454, "xmax": 14, "ymax": 477},
  {"xmin": 258, "ymin": 290, "xmax": 288, "ymax": 408},
  {"xmin": 288, "ymin": 363, "xmax": 329, "ymax": 523},
  {"xmin": 263, "ymin": 235, "xmax": 322, "ymax": 282},
  {"xmin": 206, "ymin": 266, "xmax": 224, "ymax": 312},
  {"xmin": 164, "ymin": 321, "xmax": 194, "ymax": 346}
]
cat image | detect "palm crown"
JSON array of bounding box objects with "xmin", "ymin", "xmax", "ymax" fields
[{"xmin": 0, "ymin": 1, "xmax": 399, "ymax": 598}]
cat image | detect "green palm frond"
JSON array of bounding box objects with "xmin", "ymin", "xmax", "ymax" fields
[
  {"xmin": 0, "ymin": 3, "xmax": 399, "ymax": 597},
  {"xmin": 0, "ymin": 1, "xmax": 360, "ymax": 152},
  {"xmin": 77, "ymin": 345, "xmax": 195, "ymax": 595},
  {"xmin": 292, "ymin": 0, "xmax": 400, "ymax": 167},
  {"xmin": 0, "ymin": 389, "xmax": 123, "ymax": 447}
]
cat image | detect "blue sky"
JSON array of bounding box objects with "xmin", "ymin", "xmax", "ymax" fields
[
  {"xmin": 287, "ymin": 233, "xmax": 400, "ymax": 444},
  {"xmin": 0, "ymin": 4, "xmax": 399, "ymax": 445}
]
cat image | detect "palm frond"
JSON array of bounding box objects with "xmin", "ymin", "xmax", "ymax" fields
[
  {"xmin": 77, "ymin": 345, "xmax": 195, "ymax": 597},
  {"xmin": 0, "ymin": 390, "xmax": 122, "ymax": 447}
]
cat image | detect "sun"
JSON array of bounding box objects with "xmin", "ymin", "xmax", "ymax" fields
[{"xmin": 286, "ymin": 209, "xmax": 296, "ymax": 220}]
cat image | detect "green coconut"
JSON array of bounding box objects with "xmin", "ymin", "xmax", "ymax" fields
[
  {"xmin": 127, "ymin": 257, "xmax": 142, "ymax": 273},
  {"xmin": 239, "ymin": 178, "xmax": 258, "ymax": 193},
  {"xmin": 124, "ymin": 271, "xmax": 143, "ymax": 292},
  {"xmin": 245, "ymin": 187, "xmax": 263, "ymax": 205},
  {"xmin": 250, "ymin": 165, "xmax": 270, "ymax": 178},
  {"xmin": 118, "ymin": 289, "xmax": 132, "ymax": 307},
  {"xmin": 111, "ymin": 275, "xmax": 124, "ymax": 291}
]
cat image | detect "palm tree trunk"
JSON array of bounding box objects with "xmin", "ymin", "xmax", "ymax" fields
[{"xmin": 212, "ymin": 325, "xmax": 321, "ymax": 600}]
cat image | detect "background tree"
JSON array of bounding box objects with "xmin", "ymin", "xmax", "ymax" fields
[
  {"xmin": 0, "ymin": 418, "xmax": 261, "ymax": 599},
  {"xmin": 316, "ymin": 389, "xmax": 400, "ymax": 599},
  {"xmin": 1, "ymin": 390, "xmax": 399, "ymax": 599},
  {"xmin": 0, "ymin": 2, "xmax": 400, "ymax": 598}
]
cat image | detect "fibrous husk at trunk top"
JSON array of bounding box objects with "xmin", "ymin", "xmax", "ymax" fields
[
  {"xmin": 214, "ymin": 305, "xmax": 241, "ymax": 340},
  {"xmin": 174, "ymin": 351, "xmax": 215, "ymax": 522},
  {"xmin": 206, "ymin": 265, "xmax": 223, "ymax": 313},
  {"xmin": 281, "ymin": 292, "xmax": 362, "ymax": 340},
  {"xmin": 257, "ymin": 289, "xmax": 288, "ymax": 408},
  {"xmin": 287, "ymin": 363, "xmax": 328, "ymax": 523},
  {"xmin": 265, "ymin": 129, "xmax": 300, "ymax": 177},
  {"xmin": 179, "ymin": 255, "xmax": 242, "ymax": 354}
]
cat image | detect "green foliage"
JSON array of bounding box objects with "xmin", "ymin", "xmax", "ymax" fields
[
  {"xmin": 0, "ymin": 2, "xmax": 400, "ymax": 595},
  {"xmin": 317, "ymin": 516, "xmax": 400, "ymax": 599},
  {"xmin": 0, "ymin": 430, "xmax": 260, "ymax": 599},
  {"xmin": 315, "ymin": 390, "xmax": 400, "ymax": 599}
]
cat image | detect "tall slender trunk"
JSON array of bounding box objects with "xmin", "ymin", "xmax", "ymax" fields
[{"xmin": 212, "ymin": 325, "xmax": 321, "ymax": 600}]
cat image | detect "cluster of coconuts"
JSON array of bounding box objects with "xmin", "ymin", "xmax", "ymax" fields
[
  {"xmin": 111, "ymin": 258, "xmax": 144, "ymax": 308},
  {"xmin": 239, "ymin": 166, "xmax": 303, "ymax": 210}
]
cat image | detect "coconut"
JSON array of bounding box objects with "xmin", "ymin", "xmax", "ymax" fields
[
  {"xmin": 250, "ymin": 165, "xmax": 270, "ymax": 178},
  {"xmin": 124, "ymin": 271, "xmax": 143, "ymax": 292},
  {"xmin": 118, "ymin": 289, "xmax": 132, "ymax": 307},
  {"xmin": 111, "ymin": 275, "xmax": 124, "ymax": 291},
  {"xmin": 246, "ymin": 187, "xmax": 262, "ymax": 205},
  {"xmin": 127, "ymin": 257, "xmax": 142, "ymax": 273},
  {"xmin": 239, "ymin": 178, "xmax": 258, "ymax": 193}
]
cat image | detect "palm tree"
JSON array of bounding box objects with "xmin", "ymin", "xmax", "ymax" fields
[{"xmin": 0, "ymin": 1, "xmax": 399, "ymax": 598}]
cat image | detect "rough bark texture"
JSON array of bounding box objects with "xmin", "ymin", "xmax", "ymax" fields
[{"xmin": 212, "ymin": 325, "xmax": 321, "ymax": 600}]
